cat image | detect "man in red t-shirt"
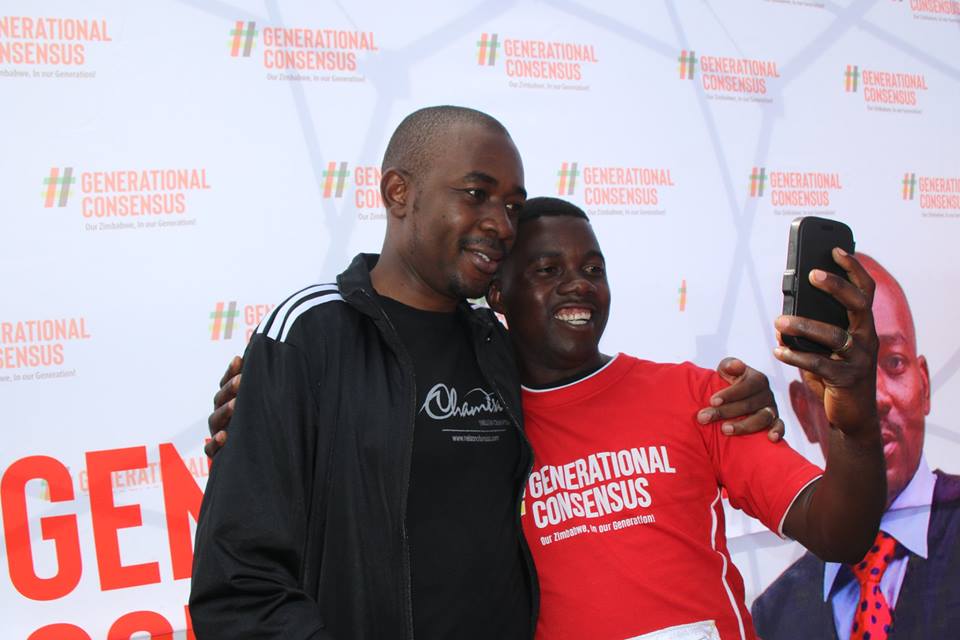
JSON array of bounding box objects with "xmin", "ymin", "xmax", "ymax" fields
[{"xmin": 486, "ymin": 197, "xmax": 885, "ymax": 640}]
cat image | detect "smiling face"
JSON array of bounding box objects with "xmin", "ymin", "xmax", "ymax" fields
[
  {"xmin": 489, "ymin": 214, "xmax": 610, "ymax": 386},
  {"xmin": 400, "ymin": 122, "xmax": 526, "ymax": 305}
]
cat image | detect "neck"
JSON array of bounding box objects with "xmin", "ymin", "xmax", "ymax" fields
[
  {"xmin": 520, "ymin": 352, "xmax": 611, "ymax": 389},
  {"xmin": 370, "ymin": 246, "xmax": 459, "ymax": 312}
]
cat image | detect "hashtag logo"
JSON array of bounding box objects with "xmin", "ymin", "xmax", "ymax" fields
[
  {"xmin": 679, "ymin": 50, "xmax": 697, "ymax": 80},
  {"xmin": 845, "ymin": 64, "xmax": 860, "ymax": 92},
  {"xmin": 749, "ymin": 167, "xmax": 767, "ymax": 198},
  {"xmin": 42, "ymin": 167, "xmax": 76, "ymax": 208},
  {"xmin": 557, "ymin": 162, "xmax": 580, "ymax": 196},
  {"xmin": 322, "ymin": 162, "xmax": 350, "ymax": 198},
  {"xmin": 902, "ymin": 172, "xmax": 916, "ymax": 200},
  {"xmin": 678, "ymin": 279, "xmax": 687, "ymax": 312},
  {"xmin": 229, "ymin": 20, "xmax": 258, "ymax": 57},
  {"xmin": 210, "ymin": 301, "xmax": 240, "ymax": 340},
  {"xmin": 477, "ymin": 33, "xmax": 500, "ymax": 66}
]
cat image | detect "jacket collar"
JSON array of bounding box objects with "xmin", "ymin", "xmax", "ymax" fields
[{"xmin": 337, "ymin": 253, "xmax": 498, "ymax": 337}]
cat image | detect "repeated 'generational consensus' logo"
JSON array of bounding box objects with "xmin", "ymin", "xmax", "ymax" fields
[
  {"xmin": 322, "ymin": 161, "xmax": 350, "ymax": 198},
  {"xmin": 896, "ymin": 0, "xmax": 960, "ymax": 21},
  {"xmin": 678, "ymin": 48, "xmax": 780, "ymax": 102},
  {"xmin": 476, "ymin": 32, "xmax": 500, "ymax": 66},
  {"xmin": 845, "ymin": 63, "xmax": 929, "ymax": 112},
  {"xmin": 0, "ymin": 317, "xmax": 90, "ymax": 381},
  {"xmin": 902, "ymin": 172, "xmax": 960, "ymax": 217},
  {"xmin": 475, "ymin": 31, "xmax": 599, "ymax": 91},
  {"xmin": 40, "ymin": 166, "xmax": 210, "ymax": 231},
  {"xmin": 0, "ymin": 16, "xmax": 111, "ymax": 77},
  {"xmin": 42, "ymin": 167, "xmax": 75, "ymax": 207},
  {"xmin": 678, "ymin": 50, "xmax": 697, "ymax": 80},
  {"xmin": 229, "ymin": 20, "xmax": 258, "ymax": 57},
  {"xmin": 209, "ymin": 301, "xmax": 276, "ymax": 342},
  {"xmin": 749, "ymin": 166, "xmax": 843, "ymax": 213},
  {"xmin": 229, "ymin": 18, "xmax": 378, "ymax": 81},
  {"xmin": 902, "ymin": 172, "xmax": 917, "ymax": 200},
  {"xmin": 556, "ymin": 161, "xmax": 677, "ymax": 216}
]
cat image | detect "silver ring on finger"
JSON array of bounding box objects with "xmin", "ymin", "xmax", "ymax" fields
[
  {"xmin": 834, "ymin": 331, "xmax": 854, "ymax": 356},
  {"xmin": 760, "ymin": 406, "xmax": 777, "ymax": 424}
]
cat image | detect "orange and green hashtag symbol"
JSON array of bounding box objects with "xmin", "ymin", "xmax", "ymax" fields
[
  {"xmin": 210, "ymin": 301, "xmax": 240, "ymax": 340},
  {"xmin": 42, "ymin": 167, "xmax": 76, "ymax": 208},
  {"xmin": 749, "ymin": 167, "xmax": 767, "ymax": 197},
  {"xmin": 678, "ymin": 279, "xmax": 687, "ymax": 312},
  {"xmin": 557, "ymin": 162, "xmax": 580, "ymax": 196},
  {"xmin": 323, "ymin": 162, "xmax": 350, "ymax": 198},
  {"xmin": 902, "ymin": 172, "xmax": 916, "ymax": 200},
  {"xmin": 477, "ymin": 33, "xmax": 500, "ymax": 66},
  {"xmin": 230, "ymin": 20, "xmax": 258, "ymax": 57},
  {"xmin": 679, "ymin": 50, "xmax": 697, "ymax": 79},
  {"xmin": 845, "ymin": 64, "xmax": 859, "ymax": 92}
]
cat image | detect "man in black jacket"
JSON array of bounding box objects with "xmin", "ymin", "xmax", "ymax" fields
[
  {"xmin": 190, "ymin": 106, "xmax": 784, "ymax": 639},
  {"xmin": 751, "ymin": 254, "xmax": 960, "ymax": 639}
]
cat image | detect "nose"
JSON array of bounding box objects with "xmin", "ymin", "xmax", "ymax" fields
[
  {"xmin": 478, "ymin": 202, "xmax": 516, "ymax": 245},
  {"xmin": 876, "ymin": 371, "xmax": 893, "ymax": 418},
  {"xmin": 558, "ymin": 272, "xmax": 596, "ymax": 297}
]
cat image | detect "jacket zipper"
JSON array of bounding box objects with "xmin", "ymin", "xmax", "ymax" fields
[{"xmin": 360, "ymin": 287, "xmax": 418, "ymax": 640}]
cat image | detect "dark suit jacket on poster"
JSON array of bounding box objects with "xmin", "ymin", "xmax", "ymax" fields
[{"xmin": 751, "ymin": 471, "xmax": 960, "ymax": 640}]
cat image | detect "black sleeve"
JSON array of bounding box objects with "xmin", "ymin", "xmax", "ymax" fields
[{"xmin": 189, "ymin": 333, "xmax": 332, "ymax": 639}]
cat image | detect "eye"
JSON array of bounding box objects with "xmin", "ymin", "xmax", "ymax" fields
[
  {"xmin": 533, "ymin": 263, "xmax": 559, "ymax": 276},
  {"xmin": 584, "ymin": 263, "xmax": 605, "ymax": 275},
  {"xmin": 463, "ymin": 188, "xmax": 487, "ymax": 202},
  {"xmin": 882, "ymin": 354, "xmax": 907, "ymax": 376}
]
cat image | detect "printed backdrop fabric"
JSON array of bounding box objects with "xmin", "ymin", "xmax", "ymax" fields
[{"xmin": 1, "ymin": 1, "xmax": 958, "ymax": 637}]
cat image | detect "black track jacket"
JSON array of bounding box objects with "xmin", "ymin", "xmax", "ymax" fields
[{"xmin": 189, "ymin": 254, "xmax": 537, "ymax": 639}]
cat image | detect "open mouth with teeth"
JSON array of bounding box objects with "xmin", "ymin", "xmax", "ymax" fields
[
  {"xmin": 554, "ymin": 308, "xmax": 593, "ymax": 326},
  {"xmin": 464, "ymin": 248, "xmax": 502, "ymax": 275}
]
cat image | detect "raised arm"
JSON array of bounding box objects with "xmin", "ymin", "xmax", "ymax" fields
[{"xmin": 778, "ymin": 248, "xmax": 885, "ymax": 563}]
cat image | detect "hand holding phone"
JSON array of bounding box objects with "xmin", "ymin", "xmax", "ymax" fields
[{"xmin": 781, "ymin": 217, "xmax": 856, "ymax": 354}]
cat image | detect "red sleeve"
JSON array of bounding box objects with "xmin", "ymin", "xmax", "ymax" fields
[{"xmin": 693, "ymin": 368, "xmax": 823, "ymax": 535}]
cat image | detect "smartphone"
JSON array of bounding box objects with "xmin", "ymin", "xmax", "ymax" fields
[{"xmin": 781, "ymin": 216, "xmax": 856, "ymax": 354}]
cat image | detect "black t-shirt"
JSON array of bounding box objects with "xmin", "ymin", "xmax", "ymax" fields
[{"xmin": 379, "ymin": 295, "xmax": 530, "ymax": 639}]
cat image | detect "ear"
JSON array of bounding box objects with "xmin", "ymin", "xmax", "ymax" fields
[
  {"xmin": 918, "ymin": 354, "xmax": 931, "ymax": 416},
  {"xmin": 380, "ymin": 168, "xmax": 412, "ymax": 219},
  {"xmin": 789, "ymin": 379, "xmax": 821, "ymax": 444},
  {"xmin": 487, "ymin": 278, "xmax": 505, "ymax": 314}
]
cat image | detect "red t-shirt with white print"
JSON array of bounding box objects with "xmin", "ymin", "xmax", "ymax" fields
[{"xmin": 521, "ymin": 354, "xmax": 822, "ymax": 640}]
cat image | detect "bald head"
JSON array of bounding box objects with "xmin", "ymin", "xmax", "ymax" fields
[
  {"xmin": 857, "ymin": 253, "xmax": 917, "ymax": 353},
  {"xmin": 381, "ymin": 106, "xmax": 511, "ymax": 184}
]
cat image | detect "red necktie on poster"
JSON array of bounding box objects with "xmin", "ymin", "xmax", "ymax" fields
[{"xmin": 850, "ymin": 530, "xmax": 898, "ymax": 640}]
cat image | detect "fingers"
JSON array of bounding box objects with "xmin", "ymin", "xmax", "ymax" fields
[
  {"xmin": 775, "ymin": 314, "xmax": 852, "ymax": 357},
  {"xmin": 703, "ymin": 362, "xmax": 773, "ymax": 417},
  {"xmin": 714, "ymin": 357, "xmax": 747, "ymax": 384},
  {"xmin": 207, "ymin": 397, "xmax": 235, "ymax": 437},
  {"xmin": 219, "ymin": 355, "xmax": 243, "ymax": 388},
  {"xmin": 213, "ymin": 373, "xmax": 242, "ymax": 410},
  {"xmin": 830, "ymin": 247, "xmax": 876, "ymax": 308},
  {"xmin": 716, "ymin": 405, "xmax": 782, "ymax": 440},
  {"xmin": 204, "ymin": 430, "xmax": 228, "ymax": 458},
  {"xmin": 773, "ymin": 342, "xmax": 862, "ymax": 390}
]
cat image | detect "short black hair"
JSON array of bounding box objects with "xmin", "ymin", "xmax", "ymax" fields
[
  {"xmin": 518, "ymin": 197, "xmax": 590, "ymax": 227},
  {"xmin": 381, "ymin": 106, "xmax": 510, "ymax": 181}
]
